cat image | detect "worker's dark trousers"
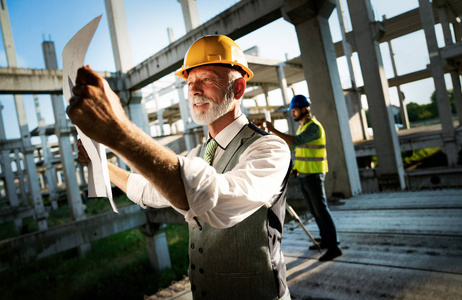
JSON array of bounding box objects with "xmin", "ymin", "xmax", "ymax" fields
[{"xmin": 298, "ymin": 173, "xmax": 339, "ymax": 247}]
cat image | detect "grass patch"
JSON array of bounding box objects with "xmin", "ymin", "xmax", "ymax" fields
[
  {"xmin": 1, "ymin": 224, "xmax": 189, "ymax": 300},
  {"xmin": 0, "ymin": 192, "xmax": 189, "ymax": 300}
]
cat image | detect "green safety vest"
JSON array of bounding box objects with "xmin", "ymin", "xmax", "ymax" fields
[{"xmin": 293, "ymin": 117, "xmax": 328, "ymax": 174}]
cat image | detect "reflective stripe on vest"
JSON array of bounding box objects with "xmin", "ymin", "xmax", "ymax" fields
[{"xmin": 293, "ymin": 117, "xmax": 328, "ymax": 174}]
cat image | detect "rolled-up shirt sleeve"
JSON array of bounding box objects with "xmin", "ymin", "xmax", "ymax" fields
[
  {"xmin": 126, "ymin": 134, "xmax": 291, "ymax": 228},
  {"xmin": 126, "ymin": 173, "xmax": 170, "ymax": 209},
  {"xmin": 181, "ymin": 134, "xmax": 290, "ymax": 228}
]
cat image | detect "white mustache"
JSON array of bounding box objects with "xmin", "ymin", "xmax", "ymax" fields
[{"xmin": 191, "ymin": 96, "xmax": 213, "ymax": 104}]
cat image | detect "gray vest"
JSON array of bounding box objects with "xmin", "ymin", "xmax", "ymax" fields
[{"xmin": 189, "ymin": 123, "xmax": 291, "ymax": 300}]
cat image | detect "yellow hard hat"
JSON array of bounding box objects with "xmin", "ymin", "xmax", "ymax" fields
[{"xmin": 174, "ymin": 35, "xmax": 254, "ymax": 81}]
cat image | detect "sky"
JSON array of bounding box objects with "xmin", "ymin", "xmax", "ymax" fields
[{"xmin": 0, "ymin": 0, "xmax": 453, "ymax": 140}]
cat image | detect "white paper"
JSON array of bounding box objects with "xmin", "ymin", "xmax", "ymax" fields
[{"xmin": 62, "ymin": 15, "xmax": 118, "ymax": 213}]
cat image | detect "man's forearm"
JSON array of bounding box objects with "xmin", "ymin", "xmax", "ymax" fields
[
  {"xmin": 107, "ymin": 163, "xmax": 130, "ymax": 193},
  {"xmin": 110, "ymin": 120, "xmax": 189, "ymax": 210}
]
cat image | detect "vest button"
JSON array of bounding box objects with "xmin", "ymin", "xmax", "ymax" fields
[
  {"xmin": 191, "ymin": 264, "xmax": 195, "ymax": 270},
  {"xmin": 191, "ymin": 284, "xmax": 196, "ymax": 291},
  {"xmin": 201, "ymin": 291, "xmax": 206, "ymax": 297},
  {"xmin": 191, "ymin": 243, "xmax": 195, "ymax": 249},
  {"xmin": 199, "ymin": 268, "xmax": 204, "ymax": 273},
  {"xmin": 198, "ymin": 248, "xmax": 203, "ymax": 253}
]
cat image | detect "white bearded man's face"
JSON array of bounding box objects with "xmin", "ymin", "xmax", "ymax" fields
[{"xmin": 187, "ymin": 65, "xmax": 240, "ymax": 125}]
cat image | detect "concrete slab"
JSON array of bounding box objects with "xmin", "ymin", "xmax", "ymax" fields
[{"xmin": 147, "ymin": 189, "xmax": 462, "ymax": 299}]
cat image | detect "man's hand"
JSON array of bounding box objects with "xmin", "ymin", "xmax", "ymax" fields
[
  {"xmin": 66, "ymin": 65, "xmax": 128, "ymax": 149},
  {"xmin": 290, "ymin": 169, "xmax": 299, "ymax": 178},
  {"xmin": 263, "ymin": 121, "xmax": 275, "ymax": 133},
  {"xmin": 76, "ymin": 139, "xmax": 91, "ymax": 166}
]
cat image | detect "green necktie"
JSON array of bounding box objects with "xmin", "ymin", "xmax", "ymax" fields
[{"xmin": 204, "ymin": 139, "xmax": 218, "ymax": 165}]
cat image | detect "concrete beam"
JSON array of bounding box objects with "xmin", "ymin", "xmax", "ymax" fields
[
  {"xmin": 0, "ymin": 68, "xmax": 62, "ymax": 94},
  {"xmin": 123, "ymin": 0, "xmax": 284, "ymax": 91},
  {"xmin": 0, "ymin": 205, "xmax": 187, "ymax": 271},
  {"xmin": 0, "ymin": 68, "xmax": 115, "ymax": 94},
  {"xmin": 0, "ymin": 206, "xmax": 36, "ymax": 223},
  {"xmin": 0, "ymin": 138, "xmax": 22, "ymax": 151},
  {"xmin": 0, "ymin": 205, "xmax": 145, "ymax": 271}
]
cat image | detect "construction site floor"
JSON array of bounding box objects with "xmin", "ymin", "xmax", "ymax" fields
[{"xmin": 146, "ymin": 189, "xmax": 462, "ymax": 300}]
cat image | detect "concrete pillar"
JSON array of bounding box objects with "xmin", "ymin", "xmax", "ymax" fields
[
  {"xmin": 57, "ymin": 170, "xmax": 63, "ymax": 186},
  {"xmin": 34, "ymin": 95, "xmax": 59, "ymax": 209},
  {"xmin": 347, "ymin": 0, "xmax": 406, "ymax": 190},
  {"xmin": 177, "ymin": 0, "xmax": 200, "ymax": 32},
  {"xmin": 0, "ymin": 1, "xmax": 48, "ymax": 229},
  {"xmin": 453, "ymin": 19, "xmax": 462, "ymax": 42},
  {"xmin": 418, "ymin": 0, "xmax": 458, "ymax": 166},
  {"xmin": 167, "ymin": 28, "xmax": 196, "ymax": 150},
  {"xmin": 43, "ymin": 41, "xmax": 85, "ymax": 221},
  {"xmin": 14, "ymin": 150, "xmax": 27, "ymax": 204},
  {"xmin": 336, "ymin": 0, "xmax": 369, "ymax": 140},
  {"xmin": 0, "ymin": 105, "xmax": 22, "ymax": 234},
  {"xmin": 386, "ymin": 38, "xmax": 410, "ymax": 129},
  {"xmin": 105, "ymin": 0, "xmax": 148, "ymax": 134},
  {"xmin": 283, "ymin": 0, "xmax": 362, "ymax": 197},
  {"xmin": 175, "ymin": 78, "xmax": 196, "ymax": 151},
  {"xmin": 140, "ymin": 223, "xmax": 172, "ymax": 272},
  {"xmin": 104, "ymin": 0, "xmax": 134, "ymax": 74},
  {"xmin": 157, "ymin": 108, "xmax": 166, "ymax": 136},
  {"xmin": 437, "ymin": 6, "xmax": 462, "ymax": 126},
  {"xmin": 151, "ymin": 83, "xmax": 166, "ymax": 136},
  {"xmin": 71, "ymin": 134, "xmax": 86, "ymax": 187},
  {"xmin": 450, "ymin": 74, "xmax": 462, "ymax": 126},
  {"xmin": 128, "ymin": 91, "xmax": 150, "ymax": 134},
  {"xmin": 277, "ymin": 64, "xmax": 290, "ymax": 106},
  {"xmin": 105, "ymin": 0, "xmax": 171, "ymax": 269},
  {"xmin": 277, "ymin": 64, "xmax": 298, "ymax": 135}
]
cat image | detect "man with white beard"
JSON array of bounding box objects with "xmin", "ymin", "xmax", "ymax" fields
[{"xmin": 69, "ymin": 35, "xmax": 292, "ymax": 300}]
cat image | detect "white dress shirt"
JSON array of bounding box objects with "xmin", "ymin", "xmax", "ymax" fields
[{"xmin": 126, "ymin": 114, "xmax": 291, "ymax": 228}]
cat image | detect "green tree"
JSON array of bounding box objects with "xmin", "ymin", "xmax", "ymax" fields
[{"xmin": 430, "ymin": 89, "xmax": 456, "ymax": 115}]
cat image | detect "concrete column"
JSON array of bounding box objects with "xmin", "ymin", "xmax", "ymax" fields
[
  {"xmin": 128, "ymin": 91, "xmax": 150, "ymax": 134},
  {"xmin": 140, "ymin": 223, "xmax": 172, "ymax": 272},
  {"xmin": 169, "ymin": 24, "xmax": 196, "ymax": 150},
  {"xmin": 453, "ymin": 20, "xmax": 462, "ymax": 42},
  {"xmin": 277, "ymin": 64, "xmax": 297, "ymax": 135},
  {"xmin": 175, "ymin": 78, "xmax": 196, "ymax": 151},
  {"xmin": 0, "ymin": 105, "xmax": 22, "ymax": 233},
  {"xmin": 418, "ymin": 0, "xmax": 458, "ymax": 166},
  {"xmin": 151, "ymin": 83, "xmax": 166, "ymax": 136},
  {"xmin": 283, "ymin": 0, "xmax": 362, "ymax": 197},
  {"xmin": 104, "ymin": 0, "xmax": 134, "ymax": 74},
  {"xmin": 347, "ymin": 0, "xmax": 406, "ymax": 190},
  {"xmin": 105, "ymin": 0, "xmax": 171, "ymax": 268},
  {"xmin": 451, "ymin": 74, "xmax": 462, "ymax": 126},
  {"xmin": 438, "ymin": 6, "xmax": 462, "ymax": 126},
  {"xmin": 386, "ymin": 38, "xmax": 410, "ymax": 129},
  {"xmin": 157, "ymin": 108, "xmax": 166, "ymax": 136},
  {"xmin": 177, "ymin": 0, "xmax": 200, "ymax": 32},
  {"xmin": 43, "ymin": 41, "xmax": 85, "ymax": 221},
  {"xmin": 336, "ymin": 0, "xmax": 369, "ymax": 140},
  {"xmin": 34, "ymin": 95, "xmax": 59, "ymax": 209},
  {"xmin": 55, "ymin": 170, "xmax": 61, "ymax": 186},
  {"xmin": 105, "ymin": 0, "xmax": 148, "ymax": 134},
  {"xmin": 14, "ymin": 150, "xmax": 27, "ymax": 203},
  {"xmin": 0, "ymin": 1, "xmax": 47, "ymax": 229}
]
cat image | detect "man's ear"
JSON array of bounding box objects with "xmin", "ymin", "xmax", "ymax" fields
[{"xmin": 234, "ymin": 77, "xmax": 246, "ymax": 99}]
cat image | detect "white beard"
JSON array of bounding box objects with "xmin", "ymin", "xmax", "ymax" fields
[{"xmin": 190, "ymin": 89, "xmax": 235, "ymax": 125}]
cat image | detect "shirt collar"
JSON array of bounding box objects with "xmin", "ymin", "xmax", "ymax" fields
[{"xmin": 211, "ymin": 114, "xmax": 248, "ymax": 149}]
